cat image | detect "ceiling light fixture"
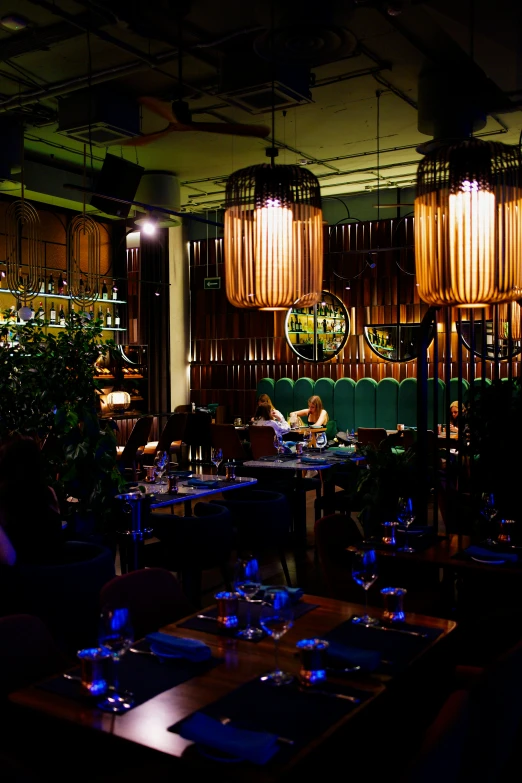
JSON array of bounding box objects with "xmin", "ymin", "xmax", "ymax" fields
[
  {"xmin": 135, "ymin": 212, "xmax": 158, "ymax": 235},
  {"xmin": 415, "ymin": 138, "xmax": 522, "ymax": 307},
  {"xmin": 223, "ymin": 5, "xmax": 323, "ymax": 311}
]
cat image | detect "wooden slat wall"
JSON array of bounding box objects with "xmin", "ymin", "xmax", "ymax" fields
[{"xmin": 189, "ymin": 217, "xmax": 519, "ymax": 421}]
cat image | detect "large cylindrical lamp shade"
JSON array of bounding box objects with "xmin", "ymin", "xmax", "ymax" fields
[
  {"xmin": 415, "ymin": 139, "xmax": 522, "ymax": 307},
  {"xmin": 224, "ymin": 164, "xmax": 323, "ymax": 310}
]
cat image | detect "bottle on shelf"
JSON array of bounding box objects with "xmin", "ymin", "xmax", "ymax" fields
[
  {"xmin": 114, "ymin": 307, "xmax": 120, "ymax": 328},
  {"xmin": 112, "ymin": 284, "xmax": 118, "ymax": 301},
  {"xmin": 38, "ymin": 277, "xmax": 45, "ymax": 294},
  {"xmin": 59, "ymin": 305, "xmax": 65, "ymax": 326},
  {"xmin": 106, "ymin": 307, "xmax": 112, "ymax": 328},
  {"xmin": 36, "ymin": 302, "xmax": 45, "ymax": 321},
  {"xmin": 322, "ymin": 319, "xmax": 327, "ymax": 333},
  {"xmin": 289, "ymin": 315, "xmax": 294, "ymax": 331},
  {"xmin": 49, "ymin": 302, "xmax": 56, "ymax": 325},
  {"xmin": 101, "ymin": 280, "xmax": 108, "ymax": 300},
  {"xmin": 57, "ymin": 274, "xmax": 65, "ymax": 295},
  {"xmin": 98, "ymin": 307, "xmax": 104, "ymax": 325},
  {"xmin": 47, "ymin": 273, "xmax": 54, "ymax": 294},
  {"xmin": 88, "ymin": 305, "xmax": 94, "ymax": 321}
]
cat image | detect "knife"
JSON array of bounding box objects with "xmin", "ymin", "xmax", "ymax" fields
[
  {"xmin": 298, "ymin": 686, "xmax": 360, "ymax": 704},
  {"xmin": 367, "ymin": 624, "xmax": 428, "ymax": 639}
]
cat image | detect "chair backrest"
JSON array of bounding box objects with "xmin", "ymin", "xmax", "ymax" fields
[
  {"xmin": 0, "ymin": 613, "xmax": 71, "ymax": 697},
  {"xmin": 118, "ymin": 415, "xmax": 153, "ymax": 470},
  {"xmin": 215, "ymin": 489, "xmax": 292, "ymax": 551},
  {"xmin": 99, "ymin": 567, "xmax": 194, "ymax": 640},
  {"xmin": 16, "ymin": 540, "xmax": 116, "ymax": 655},
  {"xmin": 211, "ymin": 424, "xmax": 248, "ymax": 461},
  {"xmin": 156, "ymin": 412, "xmax": 188, "ymax": 455},
  {"xmin": 314, "ymin": 513, "xmax": 364, "ymax": 600},
  {"xmin": 248, "ymin": 425, "xmax": 277, "ymax": 459},
  {"xmin": 357, "ymin": 427, "xmax": 388, "ymax": 448}
]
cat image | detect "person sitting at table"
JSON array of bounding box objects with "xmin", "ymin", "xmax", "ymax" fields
[
  {"xmin": 449, "ymin": 400, "xmax": 466, "ymax": 433},
  {"xmin": 251, "ymin": 403, "xmax": 290, "ymax": 437},
  {"xmin": 0, "ymin": 434, "xmax": 65, "ymax": 565},
  {"xmin": 251, "ymin": 394, "xmax": 287, "ymax": 427},
  {"xmin": 291, "ymin": 395, "xmax": 329, "ymax": 428}
]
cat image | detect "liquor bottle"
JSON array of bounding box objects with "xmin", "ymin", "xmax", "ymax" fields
[
  {"xmin": 36, "ymin": 302, "xmax": 45, "ymax": 321},
  {"xmin": 112, "ymin": 284, "xmax": 118, "ymax": 301},
  {"xmin": 47, "ymin": 273, "xmax": 54, "ymax": 294},
  {"xmin": 59, "ymin": 305, "xmax": 65, "ymax": 326},
  {"xmin": 289, "ymin": 315, "xmax": 294, "ymax": 331},
  {"xmin": 88, "ymin": 305, "xmax": 94, "ymax": 321},
  {"xmin": 106, "ymin": 307, "xmax": 112, "ymax": 327},
  {"xmin": 322, "ymin": 318, "xmax": 327, "ymax": 333},
  {"xmin": 98, "ymin": 307, "xmax": 104, "ymax": 325},
  {"xmin": 16, "ymin": 299, "xmax": 21, "ymax": 323},
  {"xmin": 38, "ymin": 277, "xmax": 45, "ymax": 294},
  {"xmin": 101, "ymin": 279, "xmax": 108, "ymax": 300},
  {"xmin": 30, "ymin": 302, "xmax": 35, "ymax": 320},
  {"xmin": 49, "ymin": 302, "xmax": 56, "ymax": 324},
  {"xmin": 114, "ymin": 307, "xmax": 120, "ymax": 328},
  {"xmin": 57, "ymin": 274, "xmax": 65, "ymax": 295}
]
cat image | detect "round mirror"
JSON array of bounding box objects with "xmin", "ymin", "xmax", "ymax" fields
[{"xmin": 285, "ymin": 291, "xmax": 349, "ymax": 362}]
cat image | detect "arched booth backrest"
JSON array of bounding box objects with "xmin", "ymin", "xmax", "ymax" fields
[
  {"xmin": 257, "ymin": 377, "xmax": 275, "ymax": 402},
  {"xmin": 334, "ymin": 377, "xmax": 356, "ymax": 432},
  {"xmin": 376, "ymin": 378, "xmax": 400, "ymax": 430},
  {"xmin": 398, "ymin": 377, "xmax": 417, "ymax": 428},
  {"xmin": 314, "ymin": 378, "xmax": 335, "ymax": 421},
  {"xmin": 355, "ymin": 377, "xmax": 378, "ymax": 428},
  {"xmin": 427, "ymin": 378, "xmax": 446, "ymax": 430},
  {"xmin": 294, "ymin": 377, "xmax": 315, "ymax": 414},
  {"xmin": 274, "ymin": 377, "xmax": 294, "ymax": 420}
]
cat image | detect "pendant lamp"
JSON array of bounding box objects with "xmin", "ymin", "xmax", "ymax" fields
[
  {"xmin": 414, "ymin": 138, "xmax": 522, "ymax": 307},
  {"xmin": 224, "ymin": 161, "xmax": 323, "ymax": 311}
]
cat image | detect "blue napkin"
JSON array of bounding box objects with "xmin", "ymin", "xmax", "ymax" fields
[
  {"xmin": 146, "ymin": 632, "xmax": 212, "ymax": 662},
  {"xmin": 464, "ymin": 545, "xmax": 518, "ymax": 563},
  {"xmin": 300, "ymin": 455, "xmax": 329, "ymax": 464},
  {"xmin": 326, "ymin": 641, "xmax": 381, "ymax": 672},
  {"xmin": 179, "ymin": 712, "xmax": 279, "ymax": 765},
  {"xmin": 253, "ymin": 585, "xmax": 304, "ymax": 603},
  {"xmin": 185, "ymin": 478, "xmax": 221, "ymax": 488}
]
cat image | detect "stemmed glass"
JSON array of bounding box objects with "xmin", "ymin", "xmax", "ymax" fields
[
  {"xmin": 351, "ymin": 548, "xmax": 379, "ymax": 626},
  {"xmin": 273, "ymin": 432, "xmax": 285, "ymax": 462},
  {"xmin": 315, "ymin": 431, "xmax": 327, "ymax": 452},
  {"xmin": 97, "ymin": 606, "xmax": 134, "ymax": 712},
  {"xmin": 259, "ymin": 587, "xmax": 294, "ymax": 685},
  {"xmin": 302, "ymin": 430, "xmax": 311, "ymax": 451},
  {"xmin": 233, "ymin": 555, "xmax": 264, "ymax": 640},
  {"xmin": 211, "ymin": 447, "xmax": 223, "ymax": 479},
  {"xmin": 397, "ymin": 496, "xmax": 416, "ymax": 553},
  {"xmin": 482, "ymin": 492, "xmax": 499, "ymax": 544},
  {"xmin": 153, "ymin": 450, "xmax": 169, "ymax": 485}
]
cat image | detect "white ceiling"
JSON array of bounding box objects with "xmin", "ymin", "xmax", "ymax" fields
[{"xmin": 1, "ymin": 0, "xmax": 521, "ymax": 217}]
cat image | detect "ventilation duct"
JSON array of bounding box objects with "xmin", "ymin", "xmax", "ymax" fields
[{"xmin": 134, "ymin": 171, "xmax": 181, "ymax": 228}]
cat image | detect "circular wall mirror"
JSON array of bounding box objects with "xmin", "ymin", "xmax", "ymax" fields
[
  {"xmin": 364, "ymin": 323, "xmax": 435, "ymax": 362},
  {"xmin": 285, "ymin": 290, "xmax": 349, "ymax": 362}
]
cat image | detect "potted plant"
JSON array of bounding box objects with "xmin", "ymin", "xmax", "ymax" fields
[{"xmin": 0, "ymin": 310, "xmax": 126, "ymax": 542}]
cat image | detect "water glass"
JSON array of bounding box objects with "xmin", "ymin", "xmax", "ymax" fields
[
  {"xmin": 397, "ymin": 497, "xmax": 415, "ymax": 553},
  {"xmin": 297, "ymin": 638, "xmax": 329, "ymax": 686},
  {"xmin": 381, "ymin": 587, "xmax": 407, "ymax": 623},
  {"xmin": 351, "ymin": 548, "xmax": 379, "ymax": 626},
  {"xmin": 77, "ymin": 647, "xmax": 111, "ymax": 696},
  {"xmin": 382, "ymin": 520, "xmax": 399, "ymax": 546},
  {"xmin": 97, "ymin": 606, "xmax": 135, "ymax": 712},
  {"xmin": 259, "ymin": 587, "xmax": 294, "ymax": 685},
  {"xmin": 215, "ymin": 591, "xmax": 239, "ymax": 629},
  {"xmin": 233, "ymin": 555, "xmax": 263, "ymax": 640}
]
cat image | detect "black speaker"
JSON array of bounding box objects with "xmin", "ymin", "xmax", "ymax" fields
[{"xmin": 90, "ymin": 154, "xmax": 144, "ymax": 217}]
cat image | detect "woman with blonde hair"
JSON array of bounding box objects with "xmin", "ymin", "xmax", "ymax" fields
[{"xmin": 291, "ymin": 395, "xmax": 329, "ymax": 428}]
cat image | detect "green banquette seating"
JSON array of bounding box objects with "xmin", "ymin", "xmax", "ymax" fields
[{"xmin": 257, "ymin": 376, "xmax": 477, "ymax": 435}]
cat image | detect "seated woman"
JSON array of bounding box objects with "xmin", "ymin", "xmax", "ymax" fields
[
  {"xmin": 251, "ymin": 393, "xmax": 287, "ymax": 427},
  {"xmin": 0, "ymin": 435, "xmax": 65, "ymax": 565},
  {"xmin": 449, "ymin": 401, "xmax": 466, "ymax": 433},
  {"xmin": 251, "ymin": 403, "xmax": 290, "ymax": 438},
  {"xmin": 291, "ymin": 395, "xmax": 329, "ymax": 428}
]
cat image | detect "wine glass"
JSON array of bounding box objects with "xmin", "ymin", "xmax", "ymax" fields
[
  {"xmin": 233, "ymin": 555, "xmax": 264, "ymax": 640},
  {"xmin": 302, "ymin": 430, "xmax": 312, "ymax": 451},
  {"xmin": 351, "ymin": 548, "xmax": 379, "ymax": 626},
  {"xmin": 97, "ymin": 606, "xmax": 134, "ymax": 712},
  {"xmin": 273, "ymin": 432, "xmax": 285, "ymax": 462},
  {"xmin": 211, "ymin": 447, "xmax": 223, "ymax": 479},
  {"xmin": 259, "ymin": 587, "xmax": 294, "ymax": 685},
  {"xmin": 481, "ymin": 492, "xmax": 498, "ymax": 544},
  {"xmin": 315, "ymin": 431, "xmax": 327, "ymax": 452},
  {"xmin": 397, "ymin": 496, "xmax": 416, "ymax": 553},
  {"xmin": 153, "ymin": 450, "xmax": 169, "ymax": 485}
]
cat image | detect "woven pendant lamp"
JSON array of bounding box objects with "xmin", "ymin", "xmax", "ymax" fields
[
  {"xmin": 498, "ymin": 300, "xmax": 522, "ymax": 341},
  {"xmin": 224, "ymin": 162, "xmax": 323, "ymax": 310},
  {"xmin": 414, "ymin": 138, "xmax": 522, "ymax": 307}
]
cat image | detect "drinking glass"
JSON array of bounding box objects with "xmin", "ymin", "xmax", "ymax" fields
[
  {"xmin": 211, "ymin": 447, "xmax": 223, "ymax": 479},
  {"xmin": 259, "ymin": 587, "xmax": 294, "ymax": 685},
  {"xmin": 315, "ymin": 431, "xmax": 327, "ymax": 452},
  {"xmin": 351, "ymin": 548, "xmax": 379, "ymax": 626},
  {"xmin": 397, "ymin": 496, "xmax": 415, "ymax": 553},
  {"xmin": 233, "ymin": 555, "xmax": 264, "ymax": 640},
  {"xmin": 273, "ymin": 432, "xmax": 285, "ymax": 462},
  {"xmin": 481, "ymin": 492, "xmax": 498, "ymax": 523},
  {"xmin": 97, "ymin": 606, "xmax": 134, "ymax": 712},
  {"xmin": 302, "ymin": 430, "xmax": 312, "ymax": 450},
  {"xmin": 153, "ymin": 450, "xmax": 169, "ymax": 485}
]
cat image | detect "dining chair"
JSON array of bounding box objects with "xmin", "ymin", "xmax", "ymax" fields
[
  {"xmin": 248, "ymin": 425, "xmax": 278, "ymax": 459},
  {"xmin": 140, "ymin": 412, "xmax": 188, "ymax": 466},
  {"xmin": 99, "ymin": 567, "xmax": 195, "ymax": 640},
  {"xmin": 145, "ymin": 502, "xmax": 234, "ymax": 607},
  {"xmin": 314, "ymin": 512, "xmax": 364, "ymax": 601},
  {"xmin": 210, "ymin": 423, "xmax": 249, "ymax": 462},
  {"xmin": 357, "ymin": 427, "xmax": 389, "ymax": 449},
  {"xmin": 116, "ymin": 415, "xmax": 154, "ymax": 480}
]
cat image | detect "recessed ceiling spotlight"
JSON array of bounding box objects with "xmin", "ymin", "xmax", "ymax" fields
[{"xmin": 1, "ymin": 14, "xmax": 28, "ymax": 31}]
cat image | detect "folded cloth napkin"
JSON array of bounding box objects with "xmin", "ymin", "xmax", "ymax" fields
[
  {"xmin": 464, "ymin": 545, "xmax": 518, "ymax": 563},
  {"xmin": 145, "ymin": 632, "xmax": 212, "ymax": 662},
  {"xmin": 326, "ymin": 641, "xmax": 382, "ymax": 672},
  {"xmin": 179, "ymin": 712, "xmax": 279, "ymax": 765},
  {"xmin": 253, "ymin": 585, "xmax": 304, "ymax": 603},
  {"xmin": 186, "ymin": 478, "xmax": 221, "ymax": 488}
]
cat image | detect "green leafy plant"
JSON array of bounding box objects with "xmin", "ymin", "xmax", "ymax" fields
[{"xmin": 0, "ymin": 310, "xmax": 126, "ymax": 534}]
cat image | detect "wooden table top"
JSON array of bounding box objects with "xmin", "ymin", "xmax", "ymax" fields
[{"xmin": 9, "ymin": 594, "xmax": 456, "ymax": 781}]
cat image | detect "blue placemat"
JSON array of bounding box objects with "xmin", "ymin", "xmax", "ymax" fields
[
  {"xmin": 452, "ymin": 545, "xmax": 520, "ymax": 566},
  {"xmin": 177, "ymin": 600, "xmax": 319, "ymax": 641},
  {"xmin": 168, "ymin": 676, "xmax": 370, "ymax": 765},
  {"xmin": 38, "ymin": 640, "xmax": 222, "ymax": 712},
  {"xmin": 323, "ymin": 618, "xmax": 443, "ymax": 675}
]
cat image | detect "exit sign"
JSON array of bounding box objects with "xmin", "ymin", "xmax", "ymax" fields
[{"xmin": 204, "ymin": 277, "xmax": 221, "ymax": 290}]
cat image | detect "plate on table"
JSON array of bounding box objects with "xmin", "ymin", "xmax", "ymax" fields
[{"xmin": 470, "ymin": 556, "xmax": 506, "ymax": 565}]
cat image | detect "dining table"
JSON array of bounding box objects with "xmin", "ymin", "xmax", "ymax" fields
[{"xmin": 8, "ymin": 593, "xmax": 457, "ymax": 782}]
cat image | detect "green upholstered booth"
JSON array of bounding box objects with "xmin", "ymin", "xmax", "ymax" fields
[
  {"xmin": 257, "ymin": 378, "xmax": 275, "ymax": 403},
  {"xmin": 294, "ymin": 377, "xmax": 315, "ymax": 417},
  {"xmin": 376, "ymin": 378, "xmax": 399, "ymax": 431},
  {"xmin": 274, "ymin": 378, "xmax": 294, "ymax": 419},
  {"xmin": 355, "ymin": 378, "xmax": 378, "ymax": 428},
  {"xmin": 334, "ymin": 377, "xmax": 356, "ymax": 433},
  {"xmin": 398, "ymin": 378, "xmax": 417, "ymax": 428},
  {"xmin": 427, "ymin": 378, "xmax": 445, "ymax": 430}
]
